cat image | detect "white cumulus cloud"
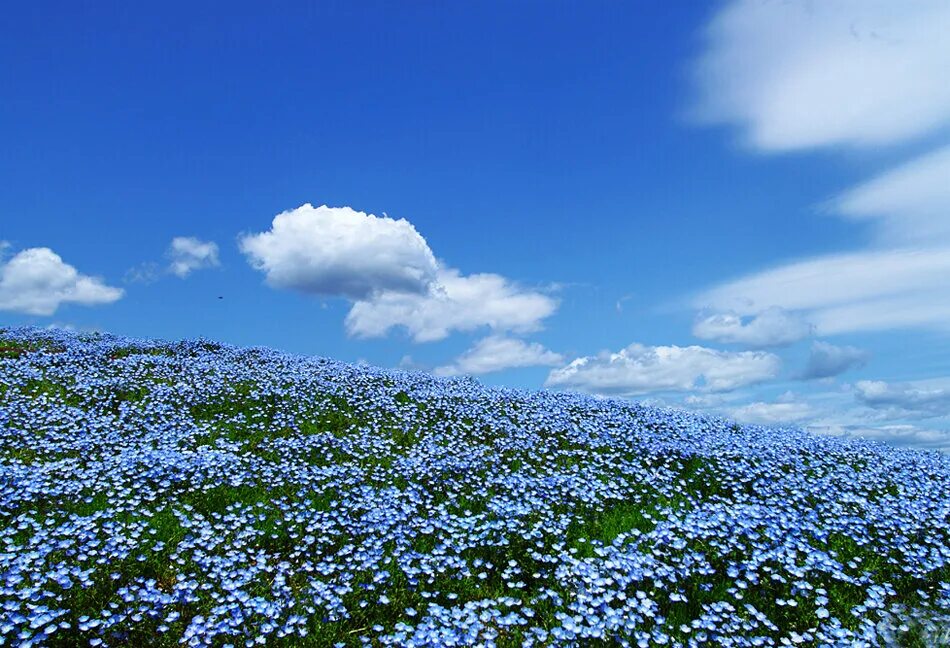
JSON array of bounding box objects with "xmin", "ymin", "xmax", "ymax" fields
[
  {"xmin": 242, "ymin": 203, "xmax": 558, "ymax": 342},
  {"xmin": 0, "ymin": 247, "xmax": 123, "ymax": 316},
  {"xmin": 692, "ymin": 0, "xmax": 950, "ymax": 151},
  {"xmin": 435, "ymin": 336, "xmax": 563, "ymax": 377},
  {"xmin": 692, "ymin": 306, "xmax": 812, "ymax": 347},
  {"xmin": 345, "ymin": 267, "xmax": 558, "ymax": 342},
  {"xmin": 168, "ymin": 237, "xmax": 220, "ymax": 278},
  {"xmin": 240, "ymin": 203, "xmax": 439, "ymax": 299},
  {"xmin": 545, "ymin": 343, "xmax": 780, "ymax": 396}
]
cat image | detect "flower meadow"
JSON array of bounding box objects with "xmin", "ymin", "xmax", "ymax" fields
[{"xmin": 1, "ymin": 328, "xmax": 948, "ymax": 647}]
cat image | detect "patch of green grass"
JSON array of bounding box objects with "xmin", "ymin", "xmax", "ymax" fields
[
  {"xmin": 0, "ymin": 343, "xmax": 28, "ymax": 360},
  {"xmin": 179, "ymin": 483, "xmax": 276, "ymax": 518},
  {"xmin": 0, "ymin": 335, "xmax": 65, "ymax": 358},
  {"xmin": 20, "ymin": 377, "xmax": 85, "ymax": 407},
  {"xmin": 102, "ymin": 383, "xmax": 152, "ymax": 414},
  {"xmin": 64, "ymin": 491, "xmax": 112, "ymax": 517},
  {"xmin": 678, "ymin": 454, "xmax": 731, "ymax": 500},
  {"xmin": 109, "ymin": 345, "xmax": 176, "ymax": 359},
  {"xmin": 569, "ymin": 500, "xmax": 658, "ymax": 553}
]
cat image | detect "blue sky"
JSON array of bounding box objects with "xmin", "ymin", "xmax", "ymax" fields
[{"xmin": 3, "ymin": 1, "xmax": 950, "ymax": 449}]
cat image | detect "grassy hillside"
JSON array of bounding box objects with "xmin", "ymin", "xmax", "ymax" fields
[{"xmin": 1, "ymin": 327, "xmax": 948, "ymax": 647}]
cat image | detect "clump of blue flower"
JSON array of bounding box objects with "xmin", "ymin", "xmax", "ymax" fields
[{"xmin": 1, "ymin": 326, "xmax": 948, "ymax": 647}]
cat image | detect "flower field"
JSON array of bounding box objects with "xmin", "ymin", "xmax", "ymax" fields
[{"xmin": 1, "ymin": 327, "xmax": 948, "ymax": 647}]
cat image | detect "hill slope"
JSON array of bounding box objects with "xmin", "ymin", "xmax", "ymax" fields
[{"xmin": 1, "ymin": 327, "xmax": 949, "ymax": 646}]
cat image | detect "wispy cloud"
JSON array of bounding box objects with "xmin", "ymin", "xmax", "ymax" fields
[
  {"xmin": 546, "ymin": 343, "xmax": 780, "ymax": 396},
  {"xmin": 127, "ymin": 236, "xmax": 220, "ymax": 284},
  {"xmin": 168, "ymin": 237, "xmax": 220, "ymax": 278},
  {"xmin": 800, "ymin": 341, "xmax": 869, "ymax": 380},
  {"xmin": 692, "ymin": 306, "xmax": 812, "ymax": 347},
  {"xmin": 615, "ymin": 293, "xmax": 635, "ymax": 314},
  {"xmin": 729, "ymin": 400, "xmax": 813, "ymax": 426},
  {"xmin": 692, "ymin": 0, "xmax": 950, "ymax": 151},
  {"xmin": 346, "ymin": 268, "xmax": 557, "ymax": 343},
  {"xmin": 686, "ymin": 387, "xmax": 950, "ymax": 451},
  {"xmin": 808, "ymin": 420, "xmax": 950, "ymax": 451},
  {"xmin": 695, "ymin": 243, "xmax": 950, "ymax": 336},
  {"xmin": 854, "ymin": 379, "xmax": 950, "ymax": 418},
  {"xmin": 691, "ymin": 0, "xmax": 950, "ymax": 341},
  {"xmin": 833, "ymin": 145, "xmax": 950, "ymax": 245},
  {"xmin": 435, "ymin": 336, "xmax": 563, "ymax": 376}
]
